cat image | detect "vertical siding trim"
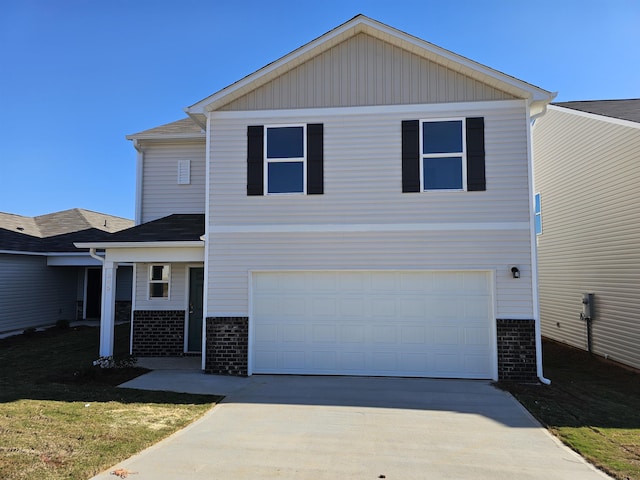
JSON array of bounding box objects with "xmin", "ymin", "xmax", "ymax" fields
[
  {"xmin": 307, "ymin": 123, "xmax": 324, "ymax": 194},
  {"xmin": 402, "ymin": 120, "xmax": 420, "ymax": 192},
  {"xmin": 247, "ymin": 125, "xmax": 264, "ymax": 196},
  {"xmin": 466, "ymin": 117, "xmax": 486, "ymax": 191}
]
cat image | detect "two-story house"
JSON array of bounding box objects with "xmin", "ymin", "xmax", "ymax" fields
[{"xmin": 78, "ymin": 15, "xmax": 555, "ymax": 382}]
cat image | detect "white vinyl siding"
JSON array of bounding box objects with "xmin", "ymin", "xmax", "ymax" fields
[
  {"xmin": 207, "ymin": 101, "xmax": 533, "ymax": 318},
  {"xmin": 140, "ymin": 142, "xmax": 206, "ymax": 223},
  {"xmin": 134, "ymin": 262, "xmax": 187, "ymax": 310},
  {"xmin": 221, "ymin": 33, "xmax": 516, "ymax": 111},
  {"xmin": 0, "ymin": 254, "xmax": 77, "ymax": 333},
  {"xmin": 533, "ymin": 106, "xmax": 640, "ymax": 369}
]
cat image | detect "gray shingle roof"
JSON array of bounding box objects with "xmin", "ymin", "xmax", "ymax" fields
[
  {"xmin": 554, "ymin": 99, "xmax": 640, "ymax": 124},
  {"xmin": 127, "ymin": 118, "xmax": 204, "ymax": 139},
  {"xmin": 0, "ymin": 209, "xmax": 133, "ymax": 253},
  {"xmin": 99, "ymin": 214, "xmax": 205, "ymax": 243}
]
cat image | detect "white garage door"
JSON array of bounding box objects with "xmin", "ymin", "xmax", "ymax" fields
[{"xmin": 251, "ymin": 271, "xmax": 495, "ymax": 379}]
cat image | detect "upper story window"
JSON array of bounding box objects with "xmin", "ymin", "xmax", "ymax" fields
[
  {"xmin": 402, "ymin": 117, "xmax": 485, "ymax": 193},
  {"xmin": 534, "ymin": 193, "xmax": 542, "ymax": 235},
  {"xmin": 266, "ymin": 125, "xmax": 306, "ymax": 194},
  {"xmin": 247, "ymin": 124, "xmax": 324, "ymax": 196},
  {"xmin": 149, "ymin": 264, "xmax": 170, "ymax": 299},
  {"xmin": 421, "ymin": 119, "xmax": 465, "ymax": 191}
]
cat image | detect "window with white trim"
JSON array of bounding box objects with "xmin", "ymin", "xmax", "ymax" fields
[
  {"xmin": 420, "ymin": 119, "xmax": 466, "ymax": 191},
  {"xmin": 149, "ymin": 264, "xmax": 170, "ymax": 299},
  {"xmin": 265, "ymin": 125, "xmax": 306, "ymax": 194},
  {"xmin": 535, "ymin": 193, "xmax": 542, "ymax": 235}
]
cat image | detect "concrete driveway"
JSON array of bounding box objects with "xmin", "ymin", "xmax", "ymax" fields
[{"xmin": 91, "ymin": 374, "xmax": 610, "ymax": 480}]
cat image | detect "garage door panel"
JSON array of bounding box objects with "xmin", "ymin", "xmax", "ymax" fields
[{"xmin": 252, "ymin": 271, "xmax": 494, "ymax": 378}]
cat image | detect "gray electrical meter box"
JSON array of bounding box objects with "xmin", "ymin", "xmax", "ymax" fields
[{"xmin": 582, "ymin": 293, "xmax": 594, "ymax": 320}]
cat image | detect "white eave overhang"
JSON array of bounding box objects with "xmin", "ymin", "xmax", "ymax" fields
[
  {"xmin": 74, "ymin": 241, "xmax": 205, "ymax": 263},
  {"xmin": 185, "ymin": 15, "xmax": 555, "ymax": 116}
]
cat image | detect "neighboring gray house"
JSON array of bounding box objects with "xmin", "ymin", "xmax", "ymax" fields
[
  {"xmin": 533, "ymin": 99, "xmax": 640, "ymax": 370},
  {"xmin": 79, "ymin": 15, "xmax": 555, "ymax": 382},
  {"xmin": 0, "ymin": 208, "xmax": 133, "ymax": 334}
]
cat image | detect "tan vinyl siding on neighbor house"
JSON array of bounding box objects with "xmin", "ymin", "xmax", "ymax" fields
[
  {"xmin": 0, "ymin": 254, "xmax": 77, "ymax": 332},
  {"xmin": 140, "ymin": 142, "xmax": 206, "ymax": 223},
  {"xmin": 134, "ymin": 262, "xmax": 187, "ymax": 311},
  {"xmin": 533, "ymin": 106, "xmax": 640, "ymax": 369},
  {"xmin": 207, "ymin": 101, "xmax": 534, "ymax": 317},
  {"xmin": 220, "ymin": 33, "xmax": 516, "ymax": 111}
]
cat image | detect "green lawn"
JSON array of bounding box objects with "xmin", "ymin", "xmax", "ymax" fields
[
  {"xmin": 0, "ymin": 324, "xmax": 221, "ymax": 480},
  {"xmin": 502, "ymin": 340, "xmax": 640, "ymax": 480}
]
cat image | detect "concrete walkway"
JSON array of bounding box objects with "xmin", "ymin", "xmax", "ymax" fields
[{"xmin": 91, "ymin": 372, "xmax": 611, "ymax": 480}]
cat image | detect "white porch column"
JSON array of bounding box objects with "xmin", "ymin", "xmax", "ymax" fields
[{"xmin": 99, "ymin": 261, "xmax": 117, "ymax": 357}]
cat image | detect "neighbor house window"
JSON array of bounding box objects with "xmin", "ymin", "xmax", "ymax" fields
[
  {"xmin": 420, "ymin": 119, "xmax": 465, "ymax": 190},
  {"xmin": 265, "ymin": 125, "xmax": 306, "ymax": 194},
  {"xmin": 149, "ymin": 264, "xmax": 170, "ymax": 299},
  {"xmin": 535, "ymin": 193, "xmax": 542, "ymax": 235}
]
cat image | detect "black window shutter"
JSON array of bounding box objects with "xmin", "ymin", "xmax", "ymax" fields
[
  {"xmin": 466, "ymin": 117, "xmax": 486, "ymax": 191},
  {"xmin": 307, "ymin": 123, "xmax": 324, "ymax": 194},
  {"xmin": 247, "ymin": 125, "xmax": 264, "ymax": 196},
  {"xmin": 402, "ymin": 120, "xmax": 420, "ymax": 193}
]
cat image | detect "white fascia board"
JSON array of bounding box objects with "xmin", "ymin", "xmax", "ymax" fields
[
  {"xmin": 188, "ymin": 16, "xmax": 553, "ymax": 114},
  {"xmin": 0, "ymin": 250, "xmax": 47, "ymax": 256},
  {"xmin": 74, "ymin": 241, "xmax": 204, "ymax": 249},
  {"xmin": 549, "ymin": 104, "xmax": 640, "ymax": 130},
  {"xmin": 105, "ymin": 246, "xmax": 205, "ymax": 263},
  {"xmin": 210, "ymin": 99, "xmax": 528, "ymax": 121},
  {"xmin": 125, "ymin": 132, "xmax": 206, "ymax": 141}
]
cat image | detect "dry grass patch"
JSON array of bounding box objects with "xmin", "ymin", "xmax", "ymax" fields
[
  {"xmin": 0, "ymin": 324, "xmax": 221, "ymax": 480},
  {"xmin": 501, "ymin": 340, "xmax": 640, "ymax": 480}
]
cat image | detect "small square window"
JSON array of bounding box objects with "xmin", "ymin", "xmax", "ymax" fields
[
  {"xmin": 265, "ymin": 125, "xmax": 306, "ymax": 194},
  {"xmin": 421, "ymin": 119, "xmax": 466, "ymax": 191},
  {"xmin": 149, "ymin": 265, "xmax": 170, "ymax": 299}
]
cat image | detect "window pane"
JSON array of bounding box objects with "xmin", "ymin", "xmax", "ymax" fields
[
  {"xmin": 268, "ymin": 161, "xmax": 304, "ymax": 193},
  {"xmin": 535, "ymin": 193, "xmax": 541, "ymax": 214},
  {"xmin": 535, "ymin": 214, "xmax": 542, "ymax": 235},
  {"xmin": 423, "ymin": 121, "xmax": 463, "ymax": 154},
  {"xmin": 151, "ymin": 265, "xmax": 168, "ymax": 281},
  {"xmin": 267, "ymin": 126, "xmax": 304, "ymax": 158},
  {"xmin": 423, "ymin": 157, "xmax": 463, "ymax": 190},
  {"xmin": 149, "ymin": 282, "xmax": 168, "ymax": 298}
]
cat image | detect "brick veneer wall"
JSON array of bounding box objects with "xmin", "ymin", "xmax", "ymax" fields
[
  {"xmin": 496, "ymin": 318, "xmax": 537, "ymax": 382},
  {"xmin": 132, "ymin": 310, "xmax": 185, "ymax": 357},
  {"xmin": 205, "ymin": 317, "xmax": 248, "ymax": 376}
]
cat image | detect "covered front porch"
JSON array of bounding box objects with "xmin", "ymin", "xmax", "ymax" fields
[{"xmin": 75, "ymin": 214, "xmax": 206, "ymax": 363}]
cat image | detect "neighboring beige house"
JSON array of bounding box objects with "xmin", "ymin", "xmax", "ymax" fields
[
  {"xmin": 0, "ymin": 208, "xmax": 133, "ymax": 333},
  {"xmin": 533, "ymin": 99, "xmax": 640, "ymax": 370},
  {"xmin": 79, "ymin": 15, "xmax": 555, "ymax": 382}
]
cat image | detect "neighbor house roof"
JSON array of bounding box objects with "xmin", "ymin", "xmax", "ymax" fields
[
  {"xmin": 0, "ymin": 209, "xmax": 134, "ymax": 253},
  {"xmin": 553, "ymin": 99, "xmax": 640, "ymax": 124},
  {"xmin": 76, "ymin": 214, "xmax": 205, "ymax": 246}
]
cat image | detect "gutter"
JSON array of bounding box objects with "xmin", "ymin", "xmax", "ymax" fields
[{"xmin": 88, "ymin": 248, "xmax": 104, "ymax": 264}]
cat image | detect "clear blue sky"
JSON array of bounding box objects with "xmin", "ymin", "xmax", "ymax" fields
[{"xmin": 1, "ymin": 0, "xmax": 638, "ymax": 220}]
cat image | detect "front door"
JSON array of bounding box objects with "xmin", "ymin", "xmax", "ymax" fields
[
  {"xmin": 187, "ymin": 267, "xmax": 205, "ymax": 352},
  {"xmin": 86, "ymin": 268, "xmax": 102, "ymax": 319}
]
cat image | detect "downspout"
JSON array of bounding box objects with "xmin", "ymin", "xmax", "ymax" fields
[
  {"xmin": 528, "ymin": 98, "xmax": 554, "ymax": 385},
  {"xmin": 89, "ymin": 248, "xmax": 104, "ymax": 264},
  {"xmin": 133, "ymin": 140, "xmax": 144, "ymax": 225}
]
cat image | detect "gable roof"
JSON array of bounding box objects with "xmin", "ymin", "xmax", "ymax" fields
[
  {"xmin": 0, "ymin": 209, "xmax": 134, "ymax": 253},
  {"xmin": 186, "ymin": 15, "xmax": 554, "ymax": 117},
  {"xmin": 553, "ymin": 99, "xmax": 640, "ymax": 124}
]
